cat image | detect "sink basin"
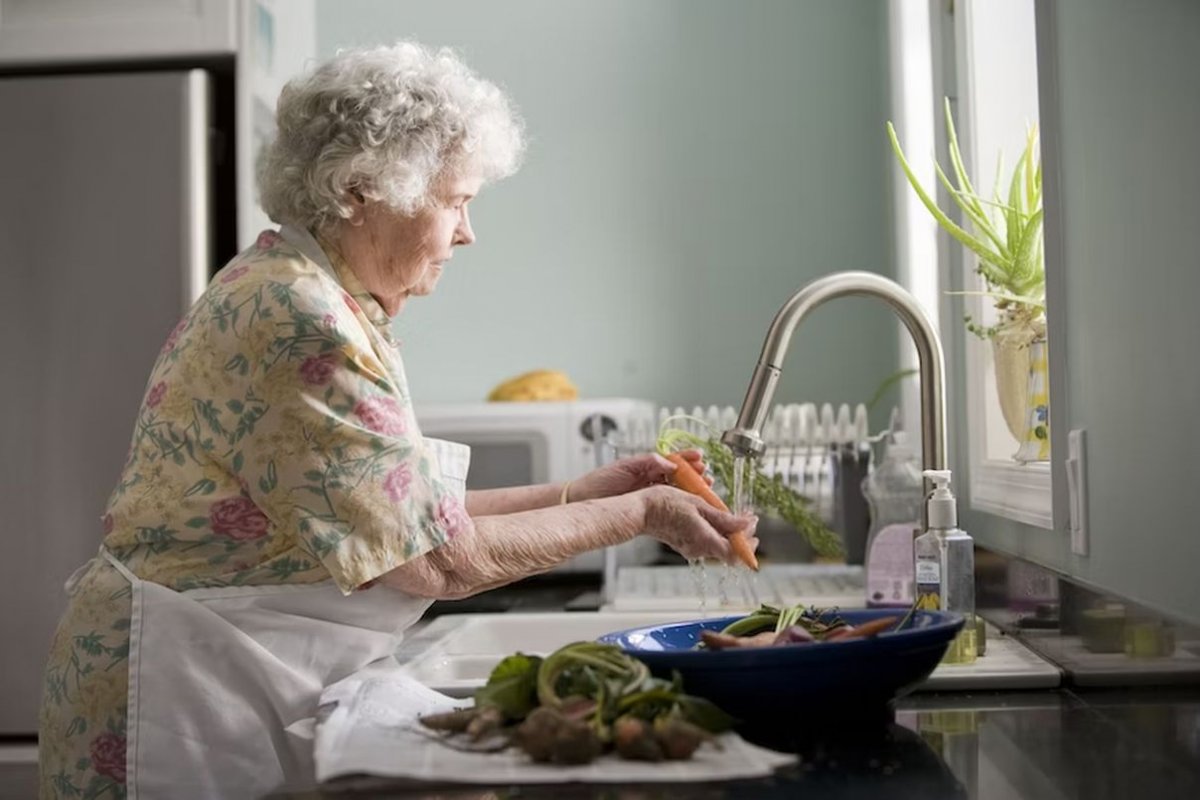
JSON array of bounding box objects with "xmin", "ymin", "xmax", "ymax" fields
[{"xmin": 396, "ymin": 611, "xmax": 691, "ymax": 695}]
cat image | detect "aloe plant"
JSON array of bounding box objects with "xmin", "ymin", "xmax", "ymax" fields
[{"xmin": 888, "ymin": 98, "xmax": 1045, "ymax": 340}]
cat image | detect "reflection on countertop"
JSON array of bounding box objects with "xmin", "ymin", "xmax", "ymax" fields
[
  {"xmin": 276, "ymin": 688, "xmax": 1200, "ymax": 799},
  {"xmin": 975, "ymin": 548, "xmax": 1200, "ymax": 687}
]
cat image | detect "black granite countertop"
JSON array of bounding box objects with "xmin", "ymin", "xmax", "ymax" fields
[{"xmin": 275, "ymin": 687, "xmax": 1200, "ymax": 799}]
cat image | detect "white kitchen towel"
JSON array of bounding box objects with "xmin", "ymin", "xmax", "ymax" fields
[{"xmin": 314, "ymin": 665, "xmax": 795, "ymax": 785}]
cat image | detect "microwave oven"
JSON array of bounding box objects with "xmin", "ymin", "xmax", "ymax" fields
[{"xmin": 414, "ymin": 398, "xmax": 661, "ymax": 572}]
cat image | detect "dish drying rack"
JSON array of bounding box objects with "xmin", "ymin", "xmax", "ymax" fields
[
  {"xmin": 601, "ymin": 403, "xmax": 872, "ymax": 523},
  {"xmin": 591, "ymin": 402, "xmax": 890, "ymax": 608}
]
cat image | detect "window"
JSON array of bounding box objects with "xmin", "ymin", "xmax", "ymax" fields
[
  {"xmin": 955, "ymin": 0, "xmax": 1052, "ymax": 528},
  {"xmin": 892, "ymin": 0, "xmax": 1052, "ymax": 528}
]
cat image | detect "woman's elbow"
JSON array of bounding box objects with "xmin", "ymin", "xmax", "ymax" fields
[{"xmin": 379, "ymin": 549, "xmax": 468, "ymax": 599}]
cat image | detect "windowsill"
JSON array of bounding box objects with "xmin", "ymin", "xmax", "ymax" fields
[{"xmin": 970, "ymin": 458, "xmax": 1054, "ymax": 529}]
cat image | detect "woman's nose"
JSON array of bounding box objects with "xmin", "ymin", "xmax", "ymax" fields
[{"xmin": 455, "ymin": 208, "xmax": 476, "ymax": 246}]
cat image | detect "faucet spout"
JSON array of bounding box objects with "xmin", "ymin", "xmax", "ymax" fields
[{"xmin": 721, "ymin": 271, "xmax": 946, "ymax": 477}]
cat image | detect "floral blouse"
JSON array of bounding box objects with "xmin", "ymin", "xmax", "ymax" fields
[
  {"xmin": 39, "ymin": 229, "xmax": 466, "ymax": 798},
  {"xmin": 105, "ymin": 227, "xmax": 466, "ymax": 592}
]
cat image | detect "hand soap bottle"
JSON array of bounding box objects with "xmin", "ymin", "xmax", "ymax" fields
[
  {"xmin": 861, "ymin": 431, "xmax": 922, "ymax": 608},
  {"xmin": 913, "ymin": 470, "xmax": 977, "ymax": 664}
]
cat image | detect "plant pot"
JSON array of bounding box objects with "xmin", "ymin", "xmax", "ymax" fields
[
  {"xmin": 1013, "ymin": 339, "xmax": 1050, "ymax": 463},
  {"xmin": 991, "ymin": 336, "xmax": 1031, "ymax": 441},
  {"xmin": 991, "ymin": 320, "xmax": 1050, "ymax": 463}
]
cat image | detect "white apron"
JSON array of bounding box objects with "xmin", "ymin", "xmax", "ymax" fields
[
  {"xmin": 102, "ymin": 438, "xmax": 469, "ymax": 799},
  {"xmin": 78, "ymin": 225, "xmax": 468, "ymax": 798}
]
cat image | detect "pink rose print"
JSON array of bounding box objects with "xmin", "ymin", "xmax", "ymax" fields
[
  {"xmin": 354, "ymin": 396, "xmax": 407, "ymax": 437},
  {"xmin": 146, "ymin": 381, "xmax": 167, "ymax": 408},
  {"xmin": 102, "ymin": 513, "xmax": 114, "ymax": 535},
  {"xmin": 220, "ymin": 264, "xmax": 251, "ymax": 284},
  {"xmin": 161, "ymin": 317, "xmax": 188, "ymax": 355},
  {"xmin": 299, "ymin": 352, "xmax": 339, "ymax": 387},
  {"xmin": 383, "ymin": 463, "xmax": 413, "ymax": 502},
  {"xmin": 343, "ymin": 293, "xmax": 361, "ymax": 314},
  {"xmin": 322, "ymin": 313, "xmax": 337, "ymax": 332},
  {"xmin": 256, "ymin": 230, "xmax": 281, "ymax": 250},
  {"xmin": 209, "ymin": 496, "xmax": 271, "ymax": 541},
  {"xmin": 436, "ymin": 495, "xmax": 471, "ymax": 539},
  {"xmin": 89, "ymin": 731, "xmax": 127, "ymax": 784}
]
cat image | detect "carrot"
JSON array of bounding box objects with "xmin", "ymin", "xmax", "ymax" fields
[
  {"xmin": 664, "ymin": 453, "xmax": 759, "ymax": 571},
  {"xmin": 825, "ymin": 616, "xmax": 900, "ymax": 641}
]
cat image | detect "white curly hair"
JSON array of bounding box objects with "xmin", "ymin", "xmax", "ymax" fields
[{"xmin": 257, "ymin": 41, "xmax": 525, "ymax": 230}]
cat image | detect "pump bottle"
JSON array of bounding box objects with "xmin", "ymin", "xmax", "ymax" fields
[
  {"xmin": 861, "ymin": 431, "xmax": 922, "ymax": 607},
  {"xmin": 913, "ymin": 470, "xmax": 977, "ymax": 664}
]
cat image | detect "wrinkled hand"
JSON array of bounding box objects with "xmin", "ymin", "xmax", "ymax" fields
[
  {"xmin": 569, "ymin": 450, "xmax": 712, "ymax": 502},
  {"xmin": 641, "ymin": 485, "xmax": 760, "ymax": 564}
]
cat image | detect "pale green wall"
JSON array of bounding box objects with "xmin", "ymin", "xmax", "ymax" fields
[
  {"xmin": 959, "ymin": 0, "xmax": 1200, "ymax": 625},
  {"xmin": 315, "ymin": 0, "xmax": 899, "ymax": 412}
]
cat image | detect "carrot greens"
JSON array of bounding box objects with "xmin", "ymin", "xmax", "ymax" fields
[{"xmin": 656, "ymin": 416, "xmax": 844, "ymax": 558}]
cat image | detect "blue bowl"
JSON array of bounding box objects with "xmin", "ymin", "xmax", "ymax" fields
[{"xmin": 597, "ymin": 609, "xmax": 964, "ymax": 724}]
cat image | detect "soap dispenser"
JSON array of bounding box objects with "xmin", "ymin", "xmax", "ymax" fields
[{"xmin": 913, "ymin": 469, "xmax": 978, "ymax": 664}]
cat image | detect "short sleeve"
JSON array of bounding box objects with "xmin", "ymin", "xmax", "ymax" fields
[{"xmin": 208, "ymin": 268, "xmax": 460, "ymax": 594}]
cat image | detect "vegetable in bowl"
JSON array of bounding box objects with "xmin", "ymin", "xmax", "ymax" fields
[
  {"xmin": 696, "ymin": 603, "xmax": 913, "ymax": 650},
  {"xmin": 597, "ymin": 608, "xmax": 965, "ymax": 725}
]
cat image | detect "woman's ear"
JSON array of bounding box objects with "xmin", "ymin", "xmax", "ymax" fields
[{"xmin": 345, "ymin": 188, "xmax": 367, "ymax": 227}]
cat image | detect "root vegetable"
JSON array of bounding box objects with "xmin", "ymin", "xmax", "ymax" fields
[
  {"xmin": 514, "ymin": 706, "xmax": 603, "ymax": 765},
  {"xmin": 700, "ymin": 629, "xmax": 777, "ymax": 650},
  {"xmin": 664, "ymin": 453, "xmax": 759, "ymax": 571},
  {"xmin": 466, "ymin": 705, "xmax": 504, "ymax": 741},
  {"xmin": 825, "ymin": 616, "xmax": 900, "ymax": 641},
  {"xmin": 418, "ymin": 708, "xmax": 477, "ymax": 733},
  {"xmin": 774, "ymin": 625, "xmax": 816, "ymax": 645},
  {"xmin": 654, "ymin": 716, "xmax": 715, "ymax": 760},
  {"xmin": 613, "ymin": 716, "xmax": 664, "ymax": 761}
]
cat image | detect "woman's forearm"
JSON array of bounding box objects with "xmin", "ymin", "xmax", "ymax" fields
[
  {"xmin": 382, "ymin": 492, "xmax": 645, "ymax": 599},
  {"xmin": 465, "ymin": 482, "xmax": 566, "ymax": 515}
]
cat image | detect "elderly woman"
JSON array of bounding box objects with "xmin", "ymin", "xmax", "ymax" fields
[{"xmin": 38, "ymin": 42, "xmax": 755, "ymax": 799}]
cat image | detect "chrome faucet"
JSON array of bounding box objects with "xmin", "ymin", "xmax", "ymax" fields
[{"xmin": 721, "ymin": 271, "xmax": 946, "ymax": 480}]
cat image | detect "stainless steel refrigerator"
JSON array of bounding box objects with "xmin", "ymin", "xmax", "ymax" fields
[{"xmin": 0, "ymin": 68, "xmax": 230, "ymax": 735}]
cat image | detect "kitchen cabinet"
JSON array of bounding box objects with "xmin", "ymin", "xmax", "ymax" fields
[
  {"xmin": 0, "ymin": 0, "xmax": 313, "ymax": 736},
  {"xmin": 0, "ymin": 0, "xmax": 237, "ymax": 63},
  {"xmin": 0, "ymin": 0, "xmax": 314, "ymax": 250}
]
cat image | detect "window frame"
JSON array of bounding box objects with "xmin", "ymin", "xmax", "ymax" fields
[{"xmin": 943, "ymin": 0, "xmax": 1057, "ymax": 529}]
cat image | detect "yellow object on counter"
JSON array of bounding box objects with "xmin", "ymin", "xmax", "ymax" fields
[{"xmin": 487, "ymin": 369, "xmax": 579, "ymax": 402}]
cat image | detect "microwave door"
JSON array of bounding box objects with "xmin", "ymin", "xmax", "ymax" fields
[{"xmin": 457, "ymin": 432, "xmax": 548, "ymax": 490}]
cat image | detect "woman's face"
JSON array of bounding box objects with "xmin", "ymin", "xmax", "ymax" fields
[{"xmin": 339, "ymin": 170, "xmax": 482, "ymax": 316}]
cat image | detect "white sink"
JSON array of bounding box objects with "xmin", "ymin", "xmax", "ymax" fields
[{"xmin": 396, "ymin": 611, "xmax": 692, "ymax": 696}]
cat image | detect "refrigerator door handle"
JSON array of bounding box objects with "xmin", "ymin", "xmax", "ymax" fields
[{"xmin": 181, "ymin": 68, "xmax": 211, "ymax": 311}]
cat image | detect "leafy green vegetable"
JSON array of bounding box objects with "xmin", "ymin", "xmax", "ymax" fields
[
  {"xmin": 717, "ymin": 603, "xmax": 848, "ymax": 639},
  {"xmin": 717, "ymin": 611, "xmax": 779, "ymax": 637},
  {"xmin": 474, "ymin": 653, "xmax": 543, "ymax": 720},
  {"xmin": 676, "ymin": 695, "xmax": 735, "ymax": 734},
  {"xmin": 657, "ymin": 419, "xmax": 844, "ymax": 558},
  {"xmin": 427, "ymin": 640, "xmax": 737, "ymax": 765}
]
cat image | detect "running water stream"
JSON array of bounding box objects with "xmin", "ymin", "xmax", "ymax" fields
[{"xmin": 687, "ymin": 453, "xmax": 763, "ymax": 615}]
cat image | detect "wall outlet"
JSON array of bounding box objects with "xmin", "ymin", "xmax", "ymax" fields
[{"xmin": 1066, "ymin": 429, "xmax": 1089, "ymax": 556}]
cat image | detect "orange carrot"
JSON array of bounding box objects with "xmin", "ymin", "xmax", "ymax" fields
[
  {"xmin": 824, "ymin": 616, "xmax": 900, "ymax": 641},
  {"xmin": 664, "ymin": 453, "xmax": 759, "ymax": 571}
]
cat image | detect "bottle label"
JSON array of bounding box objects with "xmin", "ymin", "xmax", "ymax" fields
[
  {"xmin": 867, "ymin": 523, "xmax": 916, "ymax": 607},
  {"xmin": 915, "ymin": 556, "xmax": 942, "ymax": 611}
]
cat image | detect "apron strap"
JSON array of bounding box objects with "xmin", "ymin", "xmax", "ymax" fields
[{"xmin": 101, "ymin": 546, "xmax": 140, "ymax": 586}]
